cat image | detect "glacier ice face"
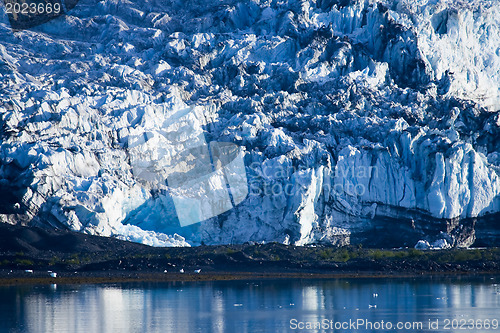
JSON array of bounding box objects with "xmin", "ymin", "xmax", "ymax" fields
[
  {"xmin": 0, "ymin": 0, "xmax": 499, "ymax": 247},
  {"xmin": 391, "ymin": 0, "xmax": 500, "ymax": 111}
]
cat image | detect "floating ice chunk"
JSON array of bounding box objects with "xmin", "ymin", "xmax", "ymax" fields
[
  {"xmin": 432, "ymin": 239, "xmax": 451, "ymax": 250},
  {"xmin": 415, "ymin": 240, "xmax": 431, "ymax": 250}
]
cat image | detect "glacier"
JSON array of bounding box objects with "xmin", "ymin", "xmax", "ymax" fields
[{"xmin": 0, "ymin": 0, "xmax": 499, "ymax": 248}]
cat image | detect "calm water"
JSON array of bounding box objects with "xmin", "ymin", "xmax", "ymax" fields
[{"xmin": 0, "ymin": 276, "xmax": 499, "ymax": 333}]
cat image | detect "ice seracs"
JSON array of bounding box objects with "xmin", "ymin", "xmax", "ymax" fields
[{"xmin": 0, "ymin": 0, "xmax": 499, "ymax": 248}]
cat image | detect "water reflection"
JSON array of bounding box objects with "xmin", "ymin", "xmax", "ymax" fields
[{"xmin": 0, "ymin": 276, "xmax": 498, "ymax": 333}]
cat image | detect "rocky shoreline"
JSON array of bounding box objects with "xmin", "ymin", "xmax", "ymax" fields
[{"xmin": 0, "ymin": 223, "xmax": 499, "ymax": 285}]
